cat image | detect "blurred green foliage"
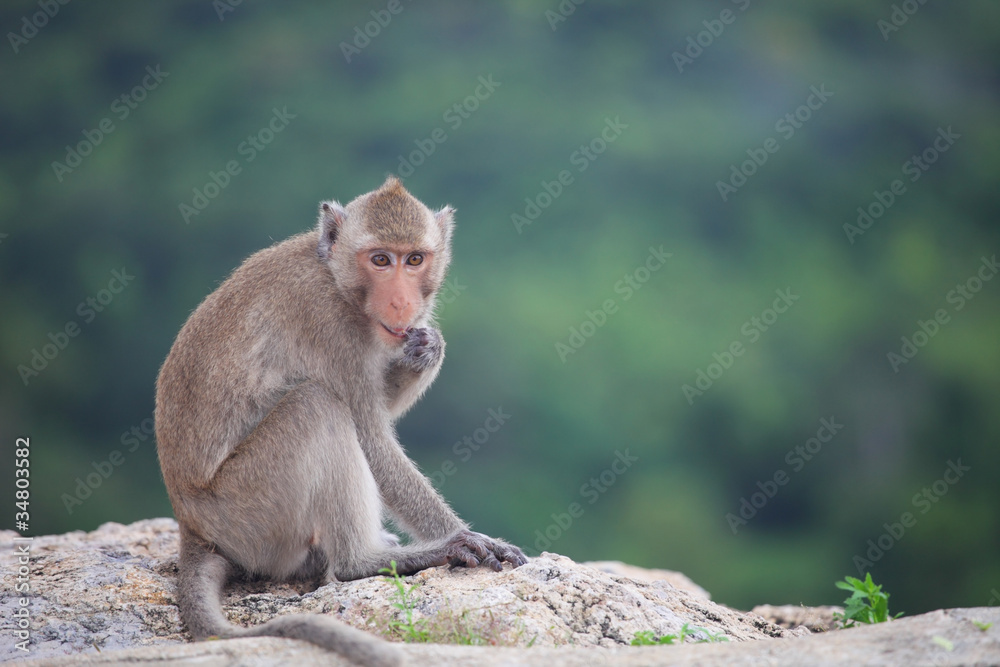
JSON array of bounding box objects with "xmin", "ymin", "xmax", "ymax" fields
[{"xmin": 2, "ymin": 0, "xmax": 998, "ymax": 615}]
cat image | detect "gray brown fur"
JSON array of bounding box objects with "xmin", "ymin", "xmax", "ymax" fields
[
  {"xmin": 155, "ymin": 177, "xmax": 525, "ymax": 667},
  {"xmin": 360, "ymin": 176, "xmax": 426, "ymax": 246}
]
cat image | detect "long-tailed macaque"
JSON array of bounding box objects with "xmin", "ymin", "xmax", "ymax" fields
[{"xmin": 155, "ymin": 177, "xmax": 526, "ymax": 666}]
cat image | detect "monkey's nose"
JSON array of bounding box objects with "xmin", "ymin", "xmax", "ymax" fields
[{"xmin": 389, "ymin": 297, "xmax": 411, "ymax": 315}]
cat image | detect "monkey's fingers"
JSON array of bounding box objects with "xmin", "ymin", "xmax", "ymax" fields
[
  {"xmin": 447, "ymin": 555, "xmax": 475, "ymax": 569},
  {"xmin": 480, "ymin": 553, "xmax": 503, "ymax": 572},
  {"xmin": 450, "ymin": 549, "xmax": 480, "ymax": 568},
  {"xmin": 496, "ymin": 543, "xmax": 528, "ymax": 568},
  {"xmin": 461, "ymin": 532, "xmax": 493, "ymax": 560},
  {"xmin": 445, "ymin": 538, "xmax": 483, "ymax": 568},
  {"xmin": 404, "ymin": 327, "xmax": 430, "ymax": 347}
]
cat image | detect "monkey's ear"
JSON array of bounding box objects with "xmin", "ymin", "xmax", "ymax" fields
[
  {"xmin": 317, "ymin": 201, "xmax": 346, "ymax": 260},
  {"xmin": 434, "ymin": 205, "xmax": 455, "ymax": 243}
]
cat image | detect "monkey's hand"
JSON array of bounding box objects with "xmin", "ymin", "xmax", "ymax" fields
[
  {"xmin": 399, "ymin": 326, "xmax": 444, "ymax": 373},
  {"xmin": 385, "ymin": 327, "xmax": 445, "ymax": 418},
  {"xmin": 444, "ymin": 530, "xmax": 528, "ymax": 572}
]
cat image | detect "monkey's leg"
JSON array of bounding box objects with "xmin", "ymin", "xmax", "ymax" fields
[
  {"xmin": 192, "ymin": 380, "xmax": 456, "ymax": 581},
  {"xmin": 190, "ymin": 380, "xmax": 386, "ymax": 580},
  {"xmin": 192, "ymin": 379, "xmax": 521, "ymax": 583},
  {"xmin": 177, "ymin": 382, "xmax": 402, "ymax": 665}
]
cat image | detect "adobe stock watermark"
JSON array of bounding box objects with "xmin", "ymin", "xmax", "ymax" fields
[
  {"xmin": 672, "ymin": 0, "xmax": 751, "ymax": 73},
  {"xmin": 428, "ymin": 407, "xmax": 511, "ymax": 487},
  {"xmin": 13, "ymin": 437, "xmax": 31, "ymax": 534},
  {"xmin": 7, "ymin": 0, "xmax": 71, "ymax": 54},
  {"xmin": 12, "ymin": 437, "xmax": 34, "ymax": 652},
  {"xmin": 511, "ymin": 116, "xmax": 628, "ymax": 234},
  {"xmin": 529, "ymin": 449, "xmax": 638, "ymax": 555},
  {"xmin": 852, "ymin": 459, "xmax": 971, "ymax": 575},
  {"xmin": 887, "ymin": 254, "xmax": 997, "ymax": 373},
  {"xmin": 212, "ymin": 0, "xmax": 244, "ymax": 21},
  {"xmin": 717, "ymin": 84, "xmax": 833, "ymax": 202},
  {"xmin": 682, "ymin": 288, "xmax": 799, "ymax": 404},
  {"xmin": 414, "ymin": 280, "xmax": 464, "ymax": 349},
  {"xmin": 555, "ymin": 245, "xmax": 671, "ymax": 362},
  {"xmin": 726, "ymin": 417, "xmax": 844, "ymax": 534},
  {"xmin": 434, "ymin": 277, "xmax": 467, "ymax": 314},
  {"xmin": 51, "ymin": 65, "xmax": 170, "ymax": 183},
  {"xmin": 545, "ymin": 0, "xmax": 586, "ymax": 31},
  {"xmin": 340, "ymin": 0, "xmax": 412, "ymax": 63},
  {"xmin": 396, "ymin": 75, "xmax": 501, "ymax": 177},
  {"xmin": 178, "ymin": 106, "xmax": 296, "ymax": 223},
  {"xmin": 17, "ymin": 268, "xmax": 136, "ymax": 386},
  {"xmin": 877, "ymin": 0, "xmax": 931, "ymax": 41},
  {"xmin": 844, "ymin": 126, "xmax": 960, "ymax": 244},
  {"xmin": 61, "ymin": 413, "xmax": 156, "ymax": 514},
  {"xmin": 11, "ymin": 534, "xmax": 33, "ymax": 653}
]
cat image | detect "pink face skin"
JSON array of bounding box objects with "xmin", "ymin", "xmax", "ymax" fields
[{"xmin": 357, "ymin": 248, "xmax": 433, "ymax": 345}]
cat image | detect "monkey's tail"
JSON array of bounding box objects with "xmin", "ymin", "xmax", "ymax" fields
[
  {"xmin": 238, "ymin": 614, "xmax": 402, "ymax": 667},
  {"xmin": 178, "ymin": 534, "xmax": 402, "ymax": 667}
]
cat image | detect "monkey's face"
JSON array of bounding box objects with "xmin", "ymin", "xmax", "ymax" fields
[
  {"xmin": 358, "ymin": 247, "xmax": 434, "ymax": 345},
  {"xmin": 318, "ymin": 177, "xmax": 454, "ymax": 343}
]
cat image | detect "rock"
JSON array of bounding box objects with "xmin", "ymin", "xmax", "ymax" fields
[
  {"xmin": 2, "ymin": 519, "xmax": 998, "ymax": 666},
  {"xmin": 752, "ymin": 604, "xmax": 844, "ymax": 633},
  {"xmin": 1, "ymin": 519, "xmax": 187, "ymax": 661},
  {"xmin": 582, "ymin": 560, "xmax": 711, "ymax": 600},
  {"xmin": 0, "ymin": 518, "xmax": 787, "ymax": 662}
]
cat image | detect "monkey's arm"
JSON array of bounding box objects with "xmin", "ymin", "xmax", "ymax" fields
[
  {"xmin": 356, "ymin": 405, "xmax": 466, "ymax": 540},
  {"xmin": 385, "ymin": 327, "xmax": 444, "ymax": 419},
  {"xmin": 376, "ymin": 330, "xmax": 527, "ymax": 569},
  {"xmin": 355, "ymin": 409, "xmax": 525, "ymax": 569}
]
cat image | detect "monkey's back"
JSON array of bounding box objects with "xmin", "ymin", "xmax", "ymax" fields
[{"xmin": 154, "ymin": 232, "xmax": 339, "ymax": 506}]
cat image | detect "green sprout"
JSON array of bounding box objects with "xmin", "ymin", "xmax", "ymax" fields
[
  {"xmin": 833, "ymin": 573, "xmax": 903, "ymax": 627},
  {"xmin": 631, "ymin": 623, "xmax": 728, "ymax": 645},
  {"xmin": 379, "ymin": 560, "xmax": 430, "ymax": 642}
]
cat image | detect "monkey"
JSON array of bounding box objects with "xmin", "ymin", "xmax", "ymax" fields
[{"xmin": 154, "ymin": 176, "xmax": 526, "ymax": 667}]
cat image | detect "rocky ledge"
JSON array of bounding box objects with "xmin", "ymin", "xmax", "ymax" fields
[{"xmin": 2, "ymin": 519, "xmax": 997, "ymax": 665}]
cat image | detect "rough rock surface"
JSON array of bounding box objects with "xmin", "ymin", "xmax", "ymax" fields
[
  {"xmin": 752, "ymin": 603, "xmax": 844, "ymax": 633},
  {"xmin": 582, "ymin": 560, "xmax": 711, "ymax": 600},
  {"xmin": 2, "ymin": 519, "xmax": 998, "ymax": 666}
]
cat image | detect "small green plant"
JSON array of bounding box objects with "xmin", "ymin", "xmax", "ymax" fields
[
  {"xmin": 632, "ymin": 630, "xmax": 675, "ymax": 645},
  {"xmin": 631, "ymin": 623, "xmax": 728, "ymax": 646},
  {"xmin": 931, "ymin": 635, "xmax": 954, "ymax": 651},
  {"xmin": 972, "ymin": 620, "xmax": 992, "ymax": 631},
  {"xmin": 379, "ymin": 560, "xmax": 430, "ymax": 642},
  {"xmin": 376, "ymin": 561, "xmax": 526, "ymax": 646},
  {"xmin": 833, "ymin": 573, "xmax": 903, "ymax": 627},
  {"xmin": 695, "ymin": 626, "xmax": 729, "ymax": 643}
]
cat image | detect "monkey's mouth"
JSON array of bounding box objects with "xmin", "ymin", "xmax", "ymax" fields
[{"xmin": 380, "ymin": 323, "xmax": 408, "ymax": 339}]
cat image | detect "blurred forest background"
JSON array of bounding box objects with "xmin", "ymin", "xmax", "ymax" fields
[{"xmin": 2, "ymin": 0, "xmax": 998, "ymax": 615}]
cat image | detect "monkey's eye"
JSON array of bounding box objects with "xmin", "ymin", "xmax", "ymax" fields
[
  {"xmin": 406, "ymin": 254, "xmax": 424, "ymax": 266},
  {"xmin": 371, "ymin": 254, "xmax": 390, "ymax": 267}
]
